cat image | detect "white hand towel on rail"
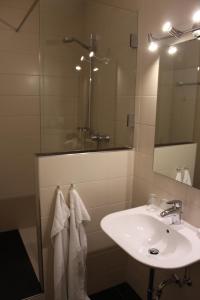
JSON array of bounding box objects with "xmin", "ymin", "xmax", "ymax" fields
[
  {"xmin": 183, "ymin": 168, "xmax": 192, "ymax": 186},
  {"xmin": 68, "ymin": 187, "xmax": 91, "ymax": 300},
  {"xmin": 51, "ymin": 188, "xmax": 70, "ymax": 300},
  {"xmin": 175, "ymin": 170, "xmax": 182, "ymax": 182}
]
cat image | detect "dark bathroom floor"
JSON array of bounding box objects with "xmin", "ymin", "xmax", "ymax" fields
[
  {"xmin": 90, "ymin": 282, "xmax": 141, "ymax": 300},
  {"xmin": 0, "ymin": 230, "xmax": 42, "ymax": 300}
]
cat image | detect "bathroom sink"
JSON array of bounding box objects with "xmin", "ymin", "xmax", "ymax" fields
[{"xmin": 101, "ymin": 206, "xmax": 200, "ymax": 269}]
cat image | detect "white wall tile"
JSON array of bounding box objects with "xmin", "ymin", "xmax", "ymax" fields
[{"xmin": 39, "ymin": 150, "xmax": 134, "ymax": 188}]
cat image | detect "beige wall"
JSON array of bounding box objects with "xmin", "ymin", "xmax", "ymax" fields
[
  {"xmin": 0, "ymin": 0, "xmax": 40, "ymax": 230},
  {"xmin": 128, "ymin": 0, "xmax": 200, "ymax": 299},
  {"xmin": 38, "ymin": 150, "xmax": 134, "ymax": 299}
]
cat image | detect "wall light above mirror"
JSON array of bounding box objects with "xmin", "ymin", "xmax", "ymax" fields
[
  {"xmin": 154, "ymin": 38, "xmax": 200, "ymax": 189},
  {"xmin": 148, "ymin": 9, "xmax": 200, "ymax": 52}
]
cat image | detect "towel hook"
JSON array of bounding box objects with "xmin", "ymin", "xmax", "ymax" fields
[{"xmin": 70, "ymin": 183, "xmax": 75, "ymax": 189}]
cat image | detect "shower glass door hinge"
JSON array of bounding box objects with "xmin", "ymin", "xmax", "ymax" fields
[
  {"xmin": 130, "ymin": 33, "xmax": 138, "ymax": 49},
  {"xmin": 127, "ymin": 114, "xmax": 135, "ymax": 128}
]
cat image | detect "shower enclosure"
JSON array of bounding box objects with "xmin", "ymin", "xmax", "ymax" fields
[
  {"xmin": 40, "ymin": 0, "xmax": 138, "ymax": 153},
  {"xmin": 0, "ymin": 0, "xmax": 137, "ymax": 298}
]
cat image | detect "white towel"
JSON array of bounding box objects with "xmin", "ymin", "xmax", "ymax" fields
[
  {"xmin": 183, "ymin": 168, "xmax": 192, "ymax": 186},
  {"xmin": 51, "ymin": 189, "xmax": 70, "ymax": 300},
  {"xmin": 175, "ymin": 170, "xmax": 182, "ymax": 182},
  {"xmin": 68, "ymin": 187, "xmax": 91, "ymax": 300}
]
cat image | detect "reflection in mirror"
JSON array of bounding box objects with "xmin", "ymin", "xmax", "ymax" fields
[{"xmin": 154, "ymin": 39, "xmax": 200, "ymax": 189}]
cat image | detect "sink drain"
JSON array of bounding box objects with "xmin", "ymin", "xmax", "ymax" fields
[{"xmin": 148, "ymin": 248, "xmax": 159, "ymax": 255}]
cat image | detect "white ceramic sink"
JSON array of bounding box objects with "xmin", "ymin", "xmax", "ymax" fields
[{"xmin": 101, "ymin": 206, "xmax": 200, "ymax": 269}]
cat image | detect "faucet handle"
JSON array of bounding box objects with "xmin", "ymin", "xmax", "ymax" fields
[{"xmin": 167, "ymin": 200, "xmax": 182, "ymax": 209}]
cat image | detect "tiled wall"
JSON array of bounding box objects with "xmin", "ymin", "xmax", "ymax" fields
[
  {"xmin": 38, "ymin": 150, "xmax": 134, "ymax": 299},
  {"xmin": 127, "ymin": 0, "xmax": 200, "ymax": 299},
  {"xmin": 0, "ymin": 0, "xmax": 40, "ymax": 229}
]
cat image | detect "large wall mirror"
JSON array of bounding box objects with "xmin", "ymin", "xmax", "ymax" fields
[{"xmin": 154, "ymin": 38, "xmax": 200, "ymax": 189}]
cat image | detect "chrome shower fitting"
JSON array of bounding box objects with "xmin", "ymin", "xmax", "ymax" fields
[
  {"xmin": 63, "ymin": 37, "xmax": 91, "ymax": 51},
  {"xmin": 63, "ymin": 33, "xmax": 96, "ymax": 52},
  {"xmin": 90, "ymin": 134, "xmax": 110, "ymax": 143}
]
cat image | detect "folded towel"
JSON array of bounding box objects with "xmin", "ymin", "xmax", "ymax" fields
[
  {"xmin": 51, "ymin": 188, "xmax": 70, "ymax": 300},
  {"xmin": 68, "ymin": 187, "xmax": 91, "ymax": 300},
  {"xmin": 183, "ymin": 168, "xmax": 192, "ymax": 186}
]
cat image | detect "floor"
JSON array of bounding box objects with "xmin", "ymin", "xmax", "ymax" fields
[
  {"xmin": 0, "ymin": 230, "xmax": 42, "ymax": 300},
  {"xmin": 90, "ymin": 282, "xmax": 141, "ymax": 300}
]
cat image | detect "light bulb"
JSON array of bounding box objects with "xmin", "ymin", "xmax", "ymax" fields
[
  {"xmin": 93, "ymin": 67, "xmax": 99, "ymax": 72},
  {"xmin": 162, "ymin": 21, "xmax": 172, "ymax": 32},
  {"xmin": 193, "ymin": 29, "xmax": 200, "ymax": 39},
  {"xmin": 168, "ymin": 45, "xmax": 177, "ymax": 55},
  {"xmin": 89, "ymin": 51, "xmax": 95, "ymax": 58},
  {"xmin": 80, "ymin": 56, "xmax": 85, "ymax": 61},
  {"xmin": 75, "ymin": 65, "xmax": 82, "ymax": 71},
  {"xmin": 197, "ymin": 66, "xmax": 200, "ymax": 71},
  {"xmin": 193, "ymin": 10, "xmax": 200, "ymax": 23},
  {"xmin": 148, "ymin": 41, "xmax": 159, "ymax": 52}
]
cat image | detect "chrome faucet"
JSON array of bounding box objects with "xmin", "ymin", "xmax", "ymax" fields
[{"xmin": 160, "ymin": 200, "xmax": 183, "ymax": 225}]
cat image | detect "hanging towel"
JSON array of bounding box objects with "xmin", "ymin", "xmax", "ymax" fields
[
  {"xmin": 183, "ymin": 168, "xmax": 192, "ymax": 186},
  {"xmin": 68, "ymin": 187, "xmax": 91, "ymax": 300},
  {"xmin": 175, "ymin": 169, "xmax": 182, "ymax": 182},
  {"xmin": 51, "ymin": 188, "xmax": 70, "ymax": 300}
]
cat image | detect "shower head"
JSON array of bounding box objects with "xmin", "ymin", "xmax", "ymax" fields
[{"xmin": 63, "ymin": 36, "xmax": 91, "ymax": 51}]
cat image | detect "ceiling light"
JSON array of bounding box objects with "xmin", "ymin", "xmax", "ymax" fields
[
  {"xmin": 89, "ymin": 51, "xmax": 95, "ymax": 58},
  {"xmin": 168, "ymin": 45, "xmax": 178, "ymax": 55},
  {"xmin": 162, "ymin": 21, "xmax": 172, "ymax": 32},
  {"xmin": 193, "ymin": 10, "xmax": 200, "ymax": 23},
  {"xmin": 148, "ymin": 41, "xmax": 159, "ymax": 52},
  {"xmin": 93, "ymin": 67, "xmax": 99, "ymax": 72},
  {"xmin": 75, "ymin": 65, "xmax": 82, "ymax": 71}
]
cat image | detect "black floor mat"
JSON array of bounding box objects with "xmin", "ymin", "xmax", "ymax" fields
[
  {"xmin": 90, "ymin": 282, "xmax": 141, "ymax": 300},
  {"xmin": 0, "ymin": 230, "xmax": 42, "ymax": 300}
]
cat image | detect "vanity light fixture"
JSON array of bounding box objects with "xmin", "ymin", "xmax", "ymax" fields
[
  {"xmin": 192, "ymin": 10, "xmax": 200, "ymax": 40},
  {"xmin": 162, "ymin": 21, "xmax": 183, "ymax": 38},
  {"xmin": 192, "ymin": 29, "xmax": 200, "ymax": 40},
  {"xmin": 168, "ymin": 45, "xmax": 178, "ymax": 55},
  {"xmin": 148, "ymin": 33, "xmax": 159, "ymax": 52},
  {"xmin": 148, "ymin": 10, "xmax": 200, "ymax": 53},
  {"xmin": 148, "ymin": 41, "xmax": 159, "ymax": 52},
  {"xmin": 193, "ymin": 10, "xmax": 200, "ymax": 23},
  {"xmin": 162, "ymin": 21, "xmax": 172, "ymax": 33}
]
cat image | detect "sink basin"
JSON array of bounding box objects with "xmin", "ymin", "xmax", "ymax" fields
[{"xmin": 101, "ymin": 206, "xmax": 200, "ymax": 269}]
